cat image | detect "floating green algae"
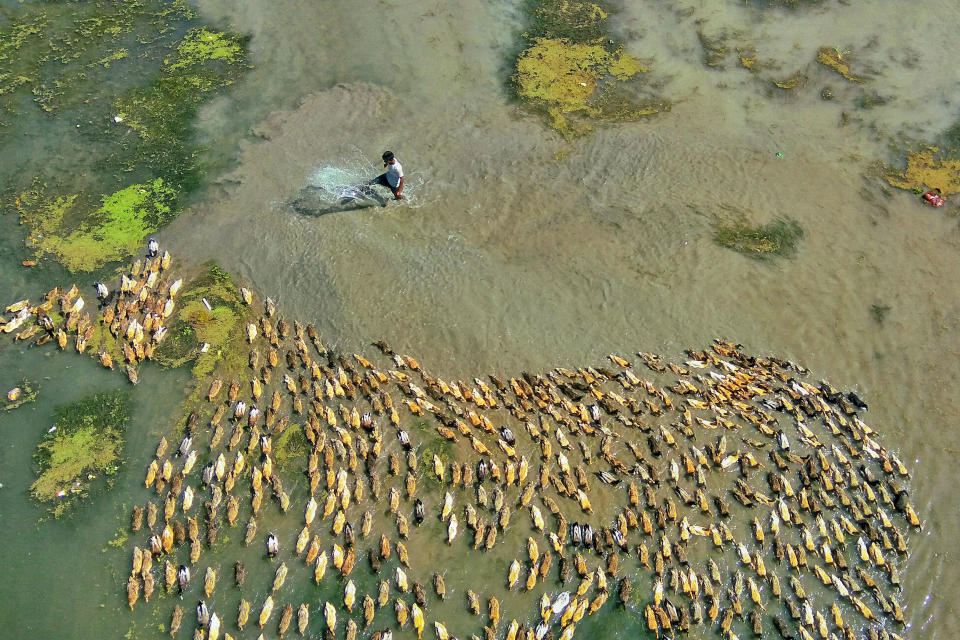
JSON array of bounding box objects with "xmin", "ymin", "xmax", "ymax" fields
[
  {"xmin": 31, "ymin": 390, "xmax": 131, "ymax": 517},
  {"xmin": 513, "ymin": 0, "xmax": 666, "ymax": 137},
  {"xmin": 2, "ymin": 1, "xmax": 248, "ymax": 271},
  {"xmin": 166, "ymin": 27, "xmax": 245, "ymax": 71},
  {"xmin": 514, "ymin": 38, "xmax": 651, "ymax": 137},
  {"xmin": 0, "ymin": 12, "xmax": 48, "ymax": 101},
  {"xmin": 713, "ymin": 216, "xmax": 804, "ymax": 259},
  {"xmin": 18, "ymin": 179, "xmax": 176, "ymax": 272},
  {"xmin": 0, "ymin": 1, "xmax": 193, "ymax": 118}
]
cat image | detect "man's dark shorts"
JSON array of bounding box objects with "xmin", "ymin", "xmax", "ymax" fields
[{"xmin": 373, "ymin": 173, "xmax": 400, "ymax": 198}]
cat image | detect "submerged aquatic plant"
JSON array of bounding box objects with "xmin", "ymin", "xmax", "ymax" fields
[
  {"xmin": 273, "ymin": 423, "xmax": 308, "ymax": 471},
  {"xmin": 31, "ymin": 390, "xmax": 131, "ymax": 517},
  {"xmin": 713, "ymin": 216, "xmax": 804, "ymax": 259},
  {"xmin": 744, "ymin": 0, "xmax": 827, "ymax": 8},
  {"xmin": 697, "ymin": 29, "xmax": 731, "ymax": 68},
  {"xmin": 525, "ymin": 0, "xmax": 609, "ymax": 42},
  {"xmin": 870, "ymin": 303, "xmax": 891, "ymax": 325}
]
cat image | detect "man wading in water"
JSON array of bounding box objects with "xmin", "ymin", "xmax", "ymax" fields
[{"xmin": 372, "ymin": 151, "xmax": 404, "ymax": 200}]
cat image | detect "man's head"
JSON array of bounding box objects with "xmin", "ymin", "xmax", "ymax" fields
[{"xmin": 382, "ymin": 151, "xmax": 395, "ymax": 163}]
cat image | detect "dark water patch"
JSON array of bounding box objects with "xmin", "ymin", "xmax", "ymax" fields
[
  {"xmin": 869, "ymin": 303, "xmax": 891, "ymax": 325},
  {"xmin": 524, "ymin": 0, "xmax": 611, "ymax": 44}
]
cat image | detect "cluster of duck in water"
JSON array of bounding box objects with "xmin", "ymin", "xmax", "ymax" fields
[{"xmin": 0, "ymin": 242, "xmax": 922, "ymax": 640}]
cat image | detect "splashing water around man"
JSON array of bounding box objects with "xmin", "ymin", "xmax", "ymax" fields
[{"xmin": 289, "ymin": 149, "xmax": 418, "ymax": 216}]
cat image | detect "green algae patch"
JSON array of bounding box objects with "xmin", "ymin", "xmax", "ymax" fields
[
  {"xmin": 713, "ymin": 217, "xmax": 804, "ymax": 259},
  {"xmin": 112, "ymin": 27, "xmax": 248, "ymax": 191},
  {"xmin": 153, "ymin": 318, "xmax": 199, "ymax": 369},
  {"xmin": 515, "ymin": 37, "xmax": 651, "ymax": 137},
  {"xmin": 884, "ymin": 149, "xmax": 960, "ymax": 195},
  {"xmin": 31, "ymin": 390, "xmax": 131, "ymax": 517},
  {"xmin": 166, "ymin": 27, "xmax": 245, "ymax": 71},
  {"xmin": 0, "ymin": 12, "xmax": 49, "ymax": 100},
  {"xmin": 816, "ymin": 47, "xmax": 865, "ymax": 83},
  {"xmin": 513, "ymin": 0, "xmax": 665, "ymax": 137},
  {"xmin": 18, "ymin": 179, "xmax": 176, "ymax": 272}
]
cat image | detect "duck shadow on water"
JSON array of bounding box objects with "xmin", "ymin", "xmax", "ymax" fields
[{"xmin": 288, "ymin": 185, "xmax": 389, "ymax": 217}]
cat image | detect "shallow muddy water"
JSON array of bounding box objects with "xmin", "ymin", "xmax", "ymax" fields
[{"xmin": 2, "ymin": 1, "xmax": 960, "ymax": 639}]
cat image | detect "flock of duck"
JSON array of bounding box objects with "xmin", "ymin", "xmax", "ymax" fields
[{"xmin": 1, "ymin": 244, "xmax": 921, "ymax": 640}]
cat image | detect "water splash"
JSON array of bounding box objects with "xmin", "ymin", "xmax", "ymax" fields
[{"xmin": 290, "ymin": 149, "xmax": 425, "ymax": 216}]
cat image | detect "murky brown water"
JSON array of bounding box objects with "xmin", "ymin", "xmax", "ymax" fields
[
  {"xmin": 162, "ymin": 1, "xmax": 960, "ymax": 637},
  {"xmin": 3, "ymin": 0, "xmax": 960, "ymax": 638}
]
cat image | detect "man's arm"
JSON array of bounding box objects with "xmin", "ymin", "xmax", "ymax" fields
[{"xmin": 395, "ymin": 176, "xmax": 404, "ymax": 199}]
